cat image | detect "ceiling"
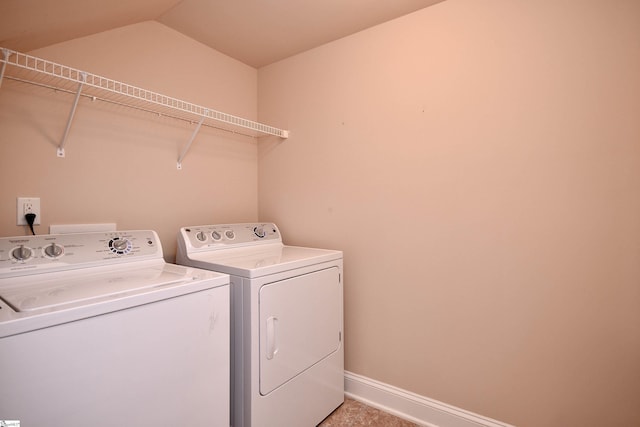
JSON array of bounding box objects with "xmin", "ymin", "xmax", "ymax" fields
[{"xmin": 0, "ymin": 0, "xmax": 445, "ymax": 68}]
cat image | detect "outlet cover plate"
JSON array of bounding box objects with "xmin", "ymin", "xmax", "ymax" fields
[{"xmin": 17, "ymin": 197, "xmax": 41, "ymax": 225}]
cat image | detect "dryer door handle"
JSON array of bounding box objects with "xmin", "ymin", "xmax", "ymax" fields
[{"xmin": 266, "ymin": 316, "xmax": 279, "ymax": 360}]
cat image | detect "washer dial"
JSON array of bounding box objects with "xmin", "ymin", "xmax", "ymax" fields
[
  {"xmin": 44, "ymin": 242, "xmax": 64, "ymax": 258},
  {"xmin": 109, "ymin": 237, "xmax": 132, "ymax": 255},
  {"xmin": 12, "ymin": 245, "xmax": 33, "ymax": 261},
  {"xmin": 254, "ymin": 226, "xmax": 266, "ymax": 238}
]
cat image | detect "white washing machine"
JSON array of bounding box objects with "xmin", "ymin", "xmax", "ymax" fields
[
  {"xmin": 176, "ymin": 223, "xmax": 344, "ymax": 427},
  {"xmin": 0, "ymin": 230, "xmax": 230, "ymax": 427}
]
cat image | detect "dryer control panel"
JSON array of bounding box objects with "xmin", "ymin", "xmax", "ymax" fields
[
  {"xmin": 0, "ymin": 230, "xmax": 162, "ymax": 278},
  {"xmin": 180, "ymin": 223, "xmax": 281, "ymax": 251}
]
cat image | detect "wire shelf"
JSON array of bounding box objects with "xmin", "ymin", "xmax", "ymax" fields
[{"xmin": 0, "ymin": 47, "xmax": 289, "ymax": 168}]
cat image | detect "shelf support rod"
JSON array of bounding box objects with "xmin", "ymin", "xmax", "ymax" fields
[
  {"xmin": 0, "ymin": 48, "xmax": 10, "ymax": 89},
  {"xmin": 177, "ymin": 113, "xmax": 207, "ymax": 170},
  {"xmin": 58, "ymin": 72, "xmax": 87, "ymax": 158}
]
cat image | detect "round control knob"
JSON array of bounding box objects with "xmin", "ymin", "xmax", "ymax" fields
[
  {"xmin": 196, "ymin": 231, "xmax": 207, "ymax": 242},
  {"xmin": 211, "ymin": 231, "xmax": 222, "ymax": 241},
  {"xmin": 225, "ymin": 230, "xmax": 235, "ymax": 240},
  {"xmin": 112, "ymin": 238, "xmax": 129, "ymax": 251},
  {"xmin": 254, "ymin": 226, "xmax": 266, "ymax": 238},
  {"xmin": 44, "ymin": 243, "xmax": 64, "ymax": 258},
  {"xmin": 12, "ymin": 245, "xmax": 32, "ymax": 261}
]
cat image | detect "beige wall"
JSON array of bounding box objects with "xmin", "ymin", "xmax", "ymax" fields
[
  {"xmin": 257, "ymin": 1, "xmax": 640, "ymax": 426},
  {"xmin": 1, "ymin": 2, "xmax": 639, "ymax": 426},
  {"xmin": 0, "ymin": 21, "xmax": 259, "ymax": 261}
]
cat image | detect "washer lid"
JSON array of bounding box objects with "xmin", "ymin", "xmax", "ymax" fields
[
  {"xmin": 0, "ymin": 262, "xmax": 229, "ymax": 337},
  {"xmin": 1, "ymin": 263, "xmax": 216, "ymax": 312},
  {"xmin": 188, "ymin": 244, "xmax": 342, "ymax": 278}
]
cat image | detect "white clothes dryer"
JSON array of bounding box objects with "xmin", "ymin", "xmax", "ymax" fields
[
  {"xmin": 0, "ymin": 230, "xmax": 230, "ymax": 427},
  {"xmin": 177, "ymin": 223, "xmax": 344, "ymax": 427}
]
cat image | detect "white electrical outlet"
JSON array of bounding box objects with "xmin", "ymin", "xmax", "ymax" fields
[{"xmin": 17, "ymin": 197, "xmax": 41, "ymax": 225}]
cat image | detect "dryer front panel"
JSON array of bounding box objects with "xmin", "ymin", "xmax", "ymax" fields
[{"xmin": 258, "ymin": 267, "xmax": 341, "ymax": 395}]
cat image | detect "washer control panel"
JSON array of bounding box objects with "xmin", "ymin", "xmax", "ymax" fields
[
  {"xmin": 181, "ymin": 223, "xmax": 281, "ymax": 250},
  {"xmin": 0, "ymin": 230, "xmax": 161, "ymax": 277}
]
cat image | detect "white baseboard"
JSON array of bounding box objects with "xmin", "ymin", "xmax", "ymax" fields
[{"xmin": 344, "ymin": 371, "xmax": 514, "ymax": 427}]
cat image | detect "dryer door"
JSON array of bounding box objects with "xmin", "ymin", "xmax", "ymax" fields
[{"xmin": 259, "ymin": 267, "xmax": 341, "ymax": 395}]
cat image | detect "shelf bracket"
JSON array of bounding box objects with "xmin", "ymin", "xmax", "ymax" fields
[
  {"xmin": 0, "ymin": 48, "xmax": 9, "ymax": 89},
  {"xmin": 177, "ymin": 113, "xmax": 207, "ymax": 170},
  {"xmin": 58, "ymin": 72, "xmax": 87, "ymax": 158}
]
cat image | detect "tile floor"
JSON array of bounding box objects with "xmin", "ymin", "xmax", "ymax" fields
[{"xmin": 318, "ymin": 397, "xmax": 418, "ymax": 426}]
